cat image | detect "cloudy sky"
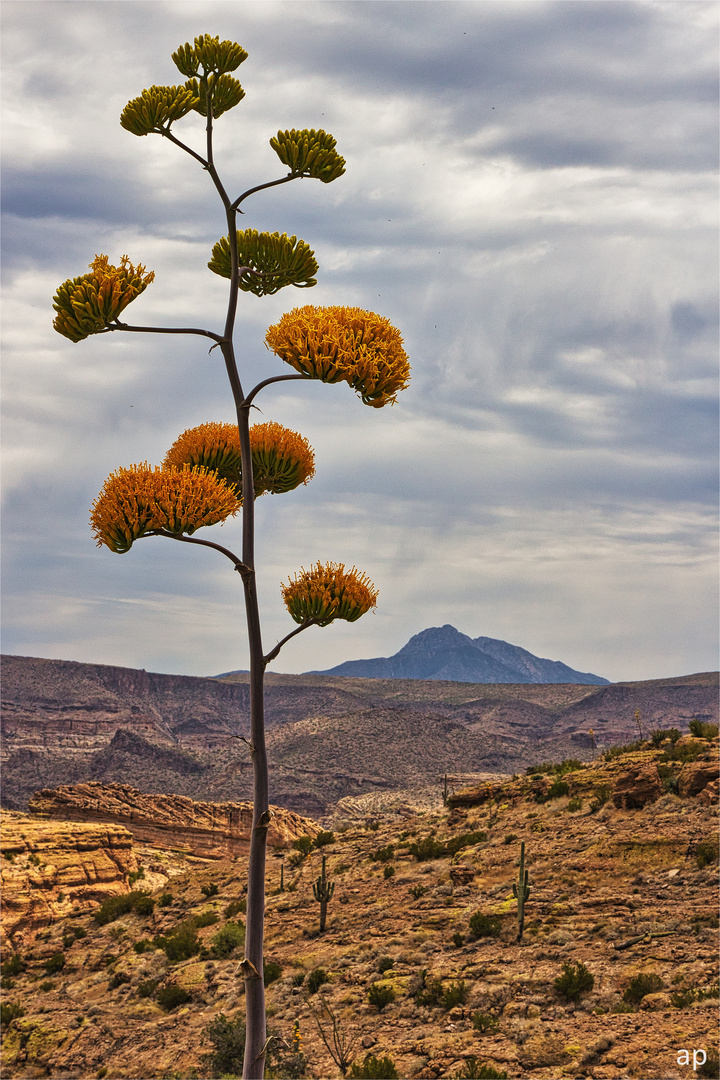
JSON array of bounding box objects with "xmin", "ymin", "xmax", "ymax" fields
[{"xmin": 2, "ymin": 0, "xmax": 717, "ymax": 683}]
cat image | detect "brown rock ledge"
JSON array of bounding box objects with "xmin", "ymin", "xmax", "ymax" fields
[{"xmin": 27, "ymin": 781, "xmax": 320, "ymax": 858}]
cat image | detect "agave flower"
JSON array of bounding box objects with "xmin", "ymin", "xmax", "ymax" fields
[
  {"xmin": 163, "ymin": 421, "xmax": 315, "ymax": 496},
  {"xmin": 265, "ymin": 306, "xmax": 410, "ymax": 407},
  {"xmin": 91, "ymin": 463, "xmax": 241, "ymax": 554},
  {"xmin": 281, "ymin": 562, "xmax": 378, "ymax": 626},
  {"xmin": 53, "ymin": 255, "xmax": 155, "ymax": 342}
]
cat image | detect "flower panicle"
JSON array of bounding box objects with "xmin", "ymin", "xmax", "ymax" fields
[
  {"xmin": 90, "ymin": 463, "xmax": 241, "ymax": 554},
  {"xmin": 281, "ymin": 561, "xmax": 378, "ymax": 627},
  {"xmin": 53, "ymin": 254, "xmax": 155, "ymax": 342},
  {"xmin": 265, "ymin": 305, "xmax": 410, "ymax": 407}
]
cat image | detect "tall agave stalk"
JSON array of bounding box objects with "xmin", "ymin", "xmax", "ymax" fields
[{"xmin": 52, "ymin": 35, "xmax": 410, "ymax": 1078}]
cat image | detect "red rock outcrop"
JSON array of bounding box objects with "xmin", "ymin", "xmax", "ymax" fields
[
  {"xmin": 1, "ymin": 811, "xmax": 136, "ymax": 947},
  {"xmin": 677, "ymin": 759, "xmax": 718, "ymax": 798},
  {"xmin": 612, "ymin": 763, "xmax": 663, "ymax": 809},
  {"xmin": 27, "ymin": 782, "xmax": 320, "ymax": 858}
]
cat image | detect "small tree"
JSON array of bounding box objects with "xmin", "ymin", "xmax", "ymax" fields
[{"xmin": 52, "ymin": 34, "xmax": 409, "ymax": 1080}]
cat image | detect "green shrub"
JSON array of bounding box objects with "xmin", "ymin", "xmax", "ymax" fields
[
  {"xmin": 200, "ymin": 1013, "xmax": 246, "ymax": 1077},
  {"xmin": 554, "ymin": 961, "xmax": 594, "ymax": 1002},
  {"xmin": 472, "ymin": 1012, "xmax": 499, "ymax": 1034},
  {"xmin": 156, "ymin": 983, "xmax": 191, "ymax": 1011},
  {"xmin": 159, "ymin": 892, "xmax": 173, "ymax": 907},
  {"xmin": 133, "ymin": 895, "xmax": 155, "ymax": 917},
  {"xmin": 409, "ymin": 884, "xmax": 427, "ymax": 900},
  {"xmin": 1, "ymin": 954, "xmax": 24, "ymax": 977},
  {"xmin": 526, "ymin": 758, "xmax": 583, "ymax": 777},
  {"xmin": 128, "ymin": 867, "xmax": 145, "ymax": 884},
  {"xmin": 72, "ymin": 927, "xmax": 87, "ymax": 940},
  {"xmin": 383, "ymin": 865, "xmax": 395, "ymax": 880},
  {"xmin": 137, "ymin": 979, "xmax": 158, "ymax": 999},
  {"xmin": 264, "ymin": 960, "xmax": 282, "ymax": 986},
  {"xmin": 461, "ymin": 1060, "xmax": 507, "ymax": 1079},
  {"xmin": 698, "ymin": 1049, "xmax": 719, "ymax": 1079},
  {"xmin": 44, "ymin": 952, "xmax": 66, "ymax": 974},
  {"xmin": 469, "ymin": 913, "xmax": 501, "ymax": 939},
  {"xmin": 39, "ymin": 980, "xmax": 54, "ymax": 992},
  {"xmin": 671, "ymin": 982, "xmax": 719, "ymax": 1008},
  {"xmin": 445, "ymin": 830, "xmax": 487, "ymax": 855},
  {"xmin": 349, "ymin": 1053, "xmax": 399, "ymax": 1078},
  {"xmin": 291, "ymin": 972, "xmax": 305, "ymax": 987},
  {"xmin": 546, "ymin": 778, "xmax": 569, "ymax": 799},
  {"xmin": 313, "ymin": 830, "xmax": 335, "ymax": 848},
  {"xmin": 603, "ymin": 739, "xmax": 647, "ymax": 761},
  {"xmin": 133, "ymin": 938, "xmax": 154, "ymax": 954},
  {"xmin": 292, "ymin": 836, "xmax": 314, "ymax": 856},
  {"xmin": 443, "ymin": 979, "xmax": 468, "ymax": 1009},
  {"xmin": 589, "ymin": 784, "xmax": 612, "ymax": 812},
  {"xmin": 367, "ymin": 982, "xmax": 396, "ymax": 1011},
  {"xmin": 377, "ymin": 956, "xmax": 394, "ymax": 975},
  {"xmin": 194, "ymin": 909, "xmax": 219, "ymax": 928},
  {"xmin": 0, "ymin": 1002, "xmax": 24, "ymax": 1029},
  {"xmin": 201, "ymin": 882, "xmax": 219, "ymax": 898},
  {"xmin": 94, "ymin": 889, "xmax": 155, "ymax": 925},
  {"xmin": 153, "ymin": 920, "xmax": 200, "ymax": 963},
  {"xmin": 408, "ymin": 835, "xmax": 447, "ymax": 861},
  {"xmin": 108, "ymin": 970, "xmax": 131, "ymax": 990},
  {"xmin": 662, "ymin": 740, "xmax": 706, "ymax": 764},
  {"xmin": 623, "ymin": 973, "xmax": 663, "ymax": 1005},
  {"xmin": 452, "ymin": 932, "xmax": 464, "ymax": 947},
  {"xmin": 370, "ymin": 844, "xmax": 395, "ymax": 863},
  {"xmin": 414, "ymin": 972, "xmax": 444, "ymax": 1007},
  {"xmin": 650, "ymin": 728, "xmax": 682, "ymax": 747},
  {"xmin": 365, "ymin": 820, "xmax": 380, "ymax": 831},
  {"xmin": 306, "ymin": 967, "xmax": 329, "ymax": 994},
  {"xmin": 211, "ymin": 920, "xmax": 245, "ymax": 959},
  {"xmin": 696, "ymin": 839, "xmax": 720, "ymax": 869},
  {"xmin": 503, "ymin": 834, "xmax": 517, "ymax": 845},
  {"xmin": 223, "ymin": 898, "xmax": 246, "ymax": 919},
  {"xmin": 566, "ymin": 797, "xmax": 583, "ymax": 812},
  {"xmin": 689, "ymin": 719, "xmax": 719, "ymax": 739}
]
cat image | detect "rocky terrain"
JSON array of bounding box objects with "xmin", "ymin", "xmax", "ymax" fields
[
  {"xmin": 0, "ymin": 733, "xmax": 717, "ymax": 1080},
  {"xmin": 27, "ymin": 784, "xmax": 320, "ymax": 859},
  {"xmin": 2, "ymin": 655, "xmax": 717, "ymax": 816}
]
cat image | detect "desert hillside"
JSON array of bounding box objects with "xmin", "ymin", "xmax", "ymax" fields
[{"xmin": 1, "ymin": 731, "xmax": 717, "ymax": 1080}]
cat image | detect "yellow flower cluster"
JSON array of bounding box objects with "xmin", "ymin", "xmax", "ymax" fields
[
  {"xmin": 281, "ymin": 562, "xmax": 378, "ymax": 626},
  {"xmin": 90, "ymin": 463, "xmax": 241, "ymax": 553},
  {"xmin": 163, "ymin": 421, "xmax": 315, "ymax": 496},
  {"xmin": 53, "ymin": 255, "xmax": 155, "ymax": 342},
  {"xmin": 265, "ymin": 306, "xmax": 410, "ymax": 408}
]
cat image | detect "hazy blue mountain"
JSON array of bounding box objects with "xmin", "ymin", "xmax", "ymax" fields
[{"xmin": 306, "ymin": 625, "xmax": 610, "ymax": 684}]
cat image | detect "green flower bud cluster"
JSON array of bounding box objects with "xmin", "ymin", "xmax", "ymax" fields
[
  {"xmin": 270, "ymin": 128, "xmax": 346, "ymax": 183},
  {"xmin": 120, "ymin": 84, "xmax": 199, "ymax": 136},
  {"xmin": 183, "ymin": 74, "xmax": 245, "ymax": 119},
  {"xmin": 171, "ymin": 35, "xmax": 248, "ymax": 78},
  {"xmin": 208, "ymin": 230, "xmax": 318, "ymax": 296}
]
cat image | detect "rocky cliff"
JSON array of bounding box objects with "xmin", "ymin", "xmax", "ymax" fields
[
  {"xmin": 0, "ymin": 812, "xmax": 136, "ymax": 948},
  {"xmin": 27, "ymin": 783, "xmax": 320, "ymax": 858}
]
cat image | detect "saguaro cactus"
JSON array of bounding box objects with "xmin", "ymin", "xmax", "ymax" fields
[
  {"xmin": 313, "ymin": 855, "xmax": 335, "ymax": 932},
  {"xmin": 512, "ymin": 840, "xmax": 531, "ymax": 940}
]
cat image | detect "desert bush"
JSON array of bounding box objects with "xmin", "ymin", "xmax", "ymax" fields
[
  {"xmin": 210, "ymin": 920, "xmax": 245, "ymax": 958},
  {"xmin": 365, "ymin": 820, "xmax": 380, "ymax": 831},
  {"xmin": 223, "ymin": 898, "xmax": 246, "ymax": 919},
  {"xmin": 133, "ymin": 895, "xmax": 155, "ymax": 917},
  {"xmin": 472, "ymin": 1012, "xmax": 499, "ymax": 1034},
  {"xmin": 94, "ymin": 889, "xmax": 154, "ymax": 925},
  {"xmin": 153, "ymin": 920, "xmax": 200, "ymax": 963},
  {"xmin": 589, "ymin": 784, "xmax": 612, "ymax": 812},
  {"xmin": 566, "ymin": 797, "xmax": 583, "ymax": 812},
  {"xmin": 452, "ymin": 932, "xmax": 465, "ymax": 947},
  {"xmin": 469, "ymin": 913, "xmax": 501, "ymax": 939},
  {"xmin": 377, "ymin": 956, "xmax": 394, "ymax": 975},
  {"xmin": 409, "ymin": 884, "xmax": 427, "ymax": 900},
  {"xmin": 689, "ymin": 719, "xmax": 719, "ymax": 740},
  {"xmin": 446, "ymin": 830, "xmax": 487, "ymax": 855},
  {"xmin": 39, "ymin": 980, "xmax": 54, "ymax": 992},
  {"xmin": 291, "ymin": 972, "xmax": 305, "ymax": 987},
  {"xmin": 133, "ymin": 938, "xmax": 154, "ymax": 954},
  {"xmin": 306, "ymin": 967, "xmax": 329, "ymax": 994},
  {"xmin": 194, "ymin": 910, "xmax": 219, "ymax": 928},
  {"xmin": 292, "ymin": 836, "xmax": 314, "ymax": 856},
  {"xmin": 503, "ymin": 833, "xmax": 518, "ymax": 845},
  {"xmin": 461, "ymin": 1060, "xmax": 507, "ymax": 1079},
  {"xmin": 408, "ymin": 835, "xmax": 447, "ymax": 861},
  {"xmin": 696, "ymin": 839, "xmax": 720, "ymax": 869},
  {"xmin": 137, "ymin": 979, "xmax": 159, "ymax": 998},
  {"xmin": 108, "ymin": 970, "xmax": 131, "ymax": 990},
  {"xmin": 650, "ymin": 727, "xmax": 682, "ymax": 747},
  {"xmin": 603, "ymin": 739, "xmax": 647, "ymax": 761},
  {"xmin": 157, "ymin": 983, "xmax": 191, "ymax": 1011},
  {"xmin": 671, "ymin": 981, "xmax": 719, "ymax": 1008},
  {"xmin": 546, "ymin": 778, "xmax": 569, "ymax": 799},
  {"xmin": 1, "ymin": 954, "xmax": 24, "ymax": 978},
  {"xmin": 314, "ymin": 830, "xmax": 336, "ymax": 848},
  {"xmin": 128, "ymin": 867, "xmax": 145, "ymax": 884},
  {"xmin": 349, "ymin": 1053, "xmax": 399, "ymax": 1078},
  {"xmin": 554, "ymin": 961, "xmax": 594, "ymax": 1001},
  {"xmin": 201, "ymin": 882, "xmax": 219, "ymax": 898},
  {"xmin": 44, "ymin": 952, "xmax": 66, "ymax": 974},
  {"xmin": 698, "ymin": 1050, "xmax": 720, "ymax": 1079},
  {"xmin": 623, "ymin": 973, "xmax": 664, "ymax": 1005},
  {"xmin": 414, "ymin": 972, "xmax": 444, "ymax": 1007},
  {"xmin": 264, "ymin": 960, "xmax": 282, "ymax": 986},
  {"xmin": 443, "ymin": 979, "xmax": 468, "ymax": 1009},
  {"xmin": 0, "ymin": 1002, "xmax": 24, "ymax": 1029},
  {"xmin": 662, "ymin": 741, "xmax": 706, "ymax": 764},
  {"xmin": 370, "ymin": 844, "xmax": 395, "ymax": 863},
  {"xmin": 526, "ymin": 758, "xmax": 583, "ymax": 777},
  {"xmin": 383, "ymin": 865, "xmax": 395, "ymax": 880},
  {"xmin": 159, "ymin": 892, "xmax": 173, "ymax": 907},
  {"xmin": 367, "ymin": 982, "xmax": 396, "ymax": 1011}
]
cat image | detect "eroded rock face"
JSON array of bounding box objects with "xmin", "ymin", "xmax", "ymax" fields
[
  {"xmin": 0, "ymin": 811, "xmax": 135, "ymax": 947},
  {"xmin": 612, "ymin": 763, "xmax": 663, "ymax": 809},
  {"xmin": 677, "ymin": 760, "xmax": 718, "ymax": 799},
  {"xmin": 27, "ymin": 782, "xmax": 320, "ymax": 858}
]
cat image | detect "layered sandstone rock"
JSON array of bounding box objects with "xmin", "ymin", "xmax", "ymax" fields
[
  {"xmin": 677, "ymin": 759, "xmax": 718, "ymax": 799},
  {"xmin": 28, "ymin": 782, "xmax": 320, "ymax": 858},
  {"xmin": 1, "ymin": 811, "xmax": 136, "ymax": 947},
  {"xmin": 612, "ymin": 763, "xmax": 663, "ymax": 809}
]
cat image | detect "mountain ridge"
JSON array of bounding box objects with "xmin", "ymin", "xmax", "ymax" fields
[{"xmin": 306, "ymin": 624, "xmax": 610, "ymax": 684}]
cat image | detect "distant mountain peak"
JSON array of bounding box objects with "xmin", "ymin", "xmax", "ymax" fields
[{"xmin": 307, "ymin": 625, "xmax": 610, "ymax": 685}]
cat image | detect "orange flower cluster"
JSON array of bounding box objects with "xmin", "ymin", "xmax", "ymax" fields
[
  {"xmin": 281, "ymin": 562, "xmax": 378, "ymax": 626},
  {"xmin": 163, "ymin": 421, "xmax": 315, "ymax": 496},
  {"xmin": 265, "ymin": 306, "xmax": 410, "ymax": 408},
  {"xmin": 90, "ymin": 463, "xmax": 241, "ymax": 553},
  {"xmin": 53, "ymin": 255, "xmax": 155, "ymax": 342}
]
